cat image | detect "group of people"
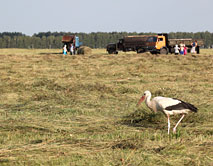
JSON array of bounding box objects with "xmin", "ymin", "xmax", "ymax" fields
[
  {"xmin": 174, "ymin": 41, "xmax": 198, "ymax": 55},
  {"xmin": 63, "ymin": 43, "xmax": 75, "ymax": 56}
]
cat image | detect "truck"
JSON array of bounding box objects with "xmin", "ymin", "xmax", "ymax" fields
[
  {"xmin": 62, "ymin": 35, "xmax": 81, "ymax": 53},
  {"xmin": 106, "ymin": 34, "xmax": 203, "ymax": 54}
]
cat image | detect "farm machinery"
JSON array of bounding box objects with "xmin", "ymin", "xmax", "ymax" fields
[{"xmin": 62, "ymin": 35, "xmax": 82, "ymax": 53}]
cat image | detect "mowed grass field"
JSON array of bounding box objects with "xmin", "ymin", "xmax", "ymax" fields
[{"xmin": 0, "ymin": 48, "xmax": 212, "ymax": 166}]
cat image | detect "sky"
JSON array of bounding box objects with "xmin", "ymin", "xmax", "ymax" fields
[{"xmin": 0, "ymin": 0, "xmax": 213, "ymax": 36}]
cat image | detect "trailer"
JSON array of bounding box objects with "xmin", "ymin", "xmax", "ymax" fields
[{"xmin": 119, "ymin": 35, "xmax": 157, "ymax": 53}]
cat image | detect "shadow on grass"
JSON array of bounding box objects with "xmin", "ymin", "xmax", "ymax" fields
[
  {"xmin": 39, "ymin": 52, "xmax": 62, "ymax": 55},
  {"xmin": 120, "ymin": 109, "xmax": 189, "ymax": 139},
  {"xmin": 121, "ymin": 107, "xmax": 211, "ymax": 137},
  {"xmin": 111, "ymin": 139, "xmax": 144, "ymax": 150},
  {"xmin": 121, "ymin": 108, "xmax": 166, "ymax": 130}
]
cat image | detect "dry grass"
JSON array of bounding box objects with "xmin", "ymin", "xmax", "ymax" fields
[{"xmin": 0, "ymin": 48, "xmax": 212, "ymax": 165}]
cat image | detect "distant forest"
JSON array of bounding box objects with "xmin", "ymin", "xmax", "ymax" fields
[{"xmin": 0, "ymin": 31, "xmax": 213, "ymax": 49}]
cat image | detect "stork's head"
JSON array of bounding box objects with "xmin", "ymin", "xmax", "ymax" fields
[{"xmin": 137, "ymin": 90, "xmax": 151, "ymax": 106}]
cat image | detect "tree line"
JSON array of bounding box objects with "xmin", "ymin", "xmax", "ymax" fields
[{"xmin": 0, "ymin": 31, "xmax": 213, "ymax": 49}]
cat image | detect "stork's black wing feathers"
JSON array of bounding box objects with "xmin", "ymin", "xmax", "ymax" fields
[{"xmin": 165, "ymin": 99, "xmax": 198, "ymax": 112}]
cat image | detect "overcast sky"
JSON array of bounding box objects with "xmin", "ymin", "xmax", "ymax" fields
[{"xmin": 1, "ymin": 0, "xmax": 213, "ymax": 36}]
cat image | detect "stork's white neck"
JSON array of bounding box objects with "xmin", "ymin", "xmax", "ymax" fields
[{"xmin": 145, "ymin": 94, "xmax": 152, "ymax": 109}]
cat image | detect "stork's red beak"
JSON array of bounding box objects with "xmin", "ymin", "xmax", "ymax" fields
[{"xmin": 137, "ymin": 95, "xmax": 145, "ymax": 106}]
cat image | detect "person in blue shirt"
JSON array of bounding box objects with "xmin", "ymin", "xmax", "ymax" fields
[
  {"xmin": 180, "ymin": 43, "xmax": 184, "ymax": 55},
  {"xmin": 191, "ymin": 40, "xmax": 197, "ymax": 53}
]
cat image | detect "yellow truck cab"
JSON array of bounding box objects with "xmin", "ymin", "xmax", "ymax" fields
[
  {"xmin": 154, "ymin": 34, "xmax": 169, "ymax": 54},
  {"xmin": 156, "ymin": 36, "xmax": 166, "ymax": 50}
]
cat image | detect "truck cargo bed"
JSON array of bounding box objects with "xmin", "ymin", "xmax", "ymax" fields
[{"xmin": 169, "ymin": 39, "xmax": 204, "ymax": 46}]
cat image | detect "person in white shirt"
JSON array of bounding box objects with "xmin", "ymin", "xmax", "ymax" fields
[
  {"xmin": 63, "ymin": 45, "xmax": 67, "ymax": 55},
  {"xmin": 174, "ymin": 44, "xmax": 180, "ymax": 55},
  {"xmin": 70, "ymin": 44, "xmax": 74, "ymax": 55}
]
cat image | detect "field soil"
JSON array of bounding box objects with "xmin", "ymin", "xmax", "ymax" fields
[{"xmin": 0, "ymin": 49, "xmax": 212, "ymax": 165}]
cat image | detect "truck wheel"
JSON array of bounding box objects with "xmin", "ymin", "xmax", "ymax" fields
[
  {"xmin": 108, "ymin": 51, "xmax": 113, "ymax": 54},
  {"xmin": 136, "ymin": 49, "xmax": 141, "ymax": 53},
  {"xmin": 137, "ymin": 49, "xmax": 144, "ymax": 53},
  {"xmin": 170, "ymin": 48, "xmax": 175, "ymax": 54},
  {"xmin": 150, "ymin": 51, "xmax": 157, "ymax": 54},
  {"xmin": 160, "ymin": 48, "xmax": 168, "ymax": 54}
]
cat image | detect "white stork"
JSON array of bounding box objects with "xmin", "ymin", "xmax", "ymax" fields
[{"xmin": 137, "ymin": 90, "xmax": 198, "ymax": 134}]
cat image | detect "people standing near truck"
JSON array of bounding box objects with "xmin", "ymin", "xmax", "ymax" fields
[
  {"xmin": 180, "ymin": 43, "xmax": 184, "ymax": 55},
  {"xmin": 63, "ymin": 45, "xmax": 67, "ymax": 56},
  {"xmin": 70, "ymin": 44, "xmax": 74, "ymax": 55},
  {"xmin": 174, "ymin": 44, "xmax": 180, "ymax": 55},
  {"xmin": 191, "ymin": 40, "xmax": 197, "ymax": 53}
]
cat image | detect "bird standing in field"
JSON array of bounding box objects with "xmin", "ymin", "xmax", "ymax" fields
[{"xmin": 137, "ymin": 90, "xmax": 198, "ymax": 134}]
